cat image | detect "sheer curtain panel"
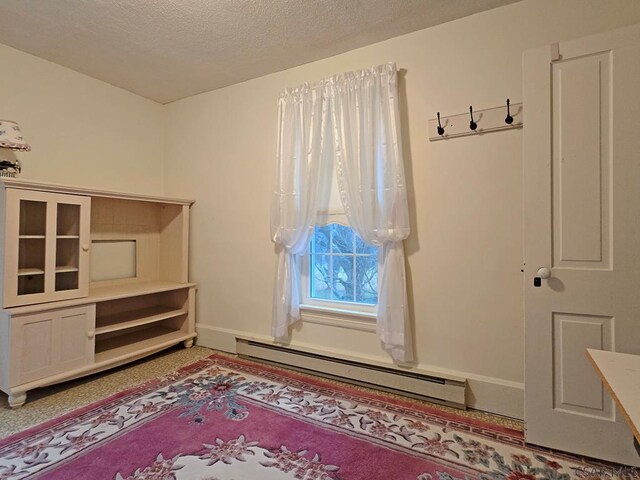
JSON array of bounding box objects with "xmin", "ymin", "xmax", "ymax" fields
[
  {"xmin": 330, "ymin": 63, "xmax": 412, "ymax": 362},
  {"xmin": 271, "ymin": 63, "xmax": 412, "ymax": 363},
  {"xmin": 270, "ymin": 84, "xmax": 331, "ymax": 340}
]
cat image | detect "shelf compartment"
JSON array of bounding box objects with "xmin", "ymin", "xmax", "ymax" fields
[
  {"xmin": 18, "ymin": 275, "xmax": 45, "ymax": 296},
  {"xmin": 55, "ymin": 271, "xmax": 78, "ymax": 292},
  {"xmin": 19, "ymin": 238, "xmax": 45, "ymax": 272},
  {"xmin": 55, "ymin": 237, "xmax": 79, "ymax": 269},
  {"xmin": 94, "ymin": 326, "xmax": 190, "ymax": 364},
  {"xmin": 57, "ymin": 203, "xmax": 80, "ymax": 236},
  {"xmin": 96, "ymin": 305, "xmax": 187, "ymax": 335},
  {"xmin": 19, "ymin": 200, "xmax": 47, "ymax": 236}
]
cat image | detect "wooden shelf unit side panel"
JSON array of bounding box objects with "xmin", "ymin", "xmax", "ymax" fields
[
  {"xmin": 159, "ymin": 204, "xmax": 189, "ymax": 283},
  {"xmin": 0, "ymin": 311, "xmax": 10, "ymax": 391},
  {"xmin": 90, "ymin": 197, "xmax": 162, "ymax": 289},
  {"xmin": 0, "ymin": 188, "xmax": 6, "ymax": 311},
  {"xmin": 186, "ymin": 286, "xmax": 196, "ymax": 335}
]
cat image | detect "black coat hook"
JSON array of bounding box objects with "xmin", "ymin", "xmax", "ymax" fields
[
  {"xmin": 437, "ymin": 112, "xmax": 445, "ymax": 136},
  {"xmin": 469, "ymin": 106, "xmax": 477, "ymax": 131},
  {"xmin": 505, "ymin": 98, "xmax": 514, "ymax": 124}
]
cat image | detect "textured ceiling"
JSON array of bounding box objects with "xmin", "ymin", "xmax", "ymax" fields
[{"xmin": 0, "ymin": 0, "xmax": 519, "ymax": 104}]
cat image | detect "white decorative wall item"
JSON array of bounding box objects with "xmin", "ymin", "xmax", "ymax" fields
[
  {"xmin": 0, "ymin": 120, "xmax": 30, "ymax": 177},
  {"xmin": 0, "ymin": 120, "xmax": 30, "ymax": 151},
  {"xmin": 429, "ymin": 100, "xmax": 523, "ymax": 141}
]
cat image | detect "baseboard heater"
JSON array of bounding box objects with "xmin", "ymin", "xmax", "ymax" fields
[{"xmin": 235, "ymin": 339, "xmax": 467, "ymax": 409}]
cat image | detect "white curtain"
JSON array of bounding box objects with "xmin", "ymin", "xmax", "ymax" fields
[
  {"xmin": 270, "ymin": 83, "xmax": 332, "ymax": 340},
  {"xmin": 271, "ymin": 63, "xmax": 412, "ymax": 363},
  {"xmin": 330, "ymin": 63, "xmax": 412, "ymax": 363}
]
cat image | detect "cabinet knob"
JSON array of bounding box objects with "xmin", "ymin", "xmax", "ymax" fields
[
  {"xmin": 87, "ymin": 330, "xmax": 95, "ymax": 339},
  {"xmin": 82, "ymin": 244, "xmax": 90, "ymax": 252}
]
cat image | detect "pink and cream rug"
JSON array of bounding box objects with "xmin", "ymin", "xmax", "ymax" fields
[{"xmin": 0, "ymin": 354, "xmax": 635, "ymax": 479}]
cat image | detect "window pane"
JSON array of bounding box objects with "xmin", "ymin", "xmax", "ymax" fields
[
  {"xmin": 355, "ymin": 235, "xmax": 378, "ymax": 255},
  {"xmin": 310, "ymin": 254, "xmax": 331, "ymax": 299},
  {"xmin": 332, "ymin": 255, "xmax": 354, "ymax": 302},
  {"xmin": 356, "ymin": 255, "xmax": 378, "ymax": 304},
  {"xmin": 331, "ymin": 224, "xmax": 353, "ymax": 254},
  {"xmin": 311, "ymin": 225, "xmax": 330, "ymax": 254}
]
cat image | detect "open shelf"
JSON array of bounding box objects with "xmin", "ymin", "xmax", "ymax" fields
[
  {"xmin": 95, "ymin": 326, "xmax": 191, "ymax": 364},
  {"xmin": 90, "ymin": 281, "xmax": 196, "ymax": 302},
  {"xmin": 96, "ymin": 305, "xmax": 187, "ymax": 335}
]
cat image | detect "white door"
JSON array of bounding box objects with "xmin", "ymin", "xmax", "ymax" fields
[{"xmin": 524, "ymin": 24, "xmax": 640, "ymax": 466}]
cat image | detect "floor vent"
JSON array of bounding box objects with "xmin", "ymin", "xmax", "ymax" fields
[{"xmin": 236, "ymin": 339, "xmax": 467, "ymax": 408}]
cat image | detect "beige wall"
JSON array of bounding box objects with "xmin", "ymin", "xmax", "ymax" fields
[
  {"xmin": 7, "ymin": 0, "xmax": 638, "ymax": 418},
  {"xmin": 164, "ymin": 0, "xmax": 640, "ymax": 418},
  {"xmin": 0, "ymin": 43, "xmax": 165, "ymax": 194}
]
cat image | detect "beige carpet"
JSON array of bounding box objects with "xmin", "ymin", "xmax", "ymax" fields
[
  {"xmin": 0, "ymin": 345, "xmax": 212, "ymax": 439},
  {"xmin": 0, "ymin": 345, "xmax": 522, "ymax": 439}
]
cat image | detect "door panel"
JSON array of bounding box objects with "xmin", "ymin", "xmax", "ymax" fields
[
  {"xmin": 552, "ymin": 313, "xmax": 613, "ymax": 417},
  {"xmin": 553, "ymin": 53, "xmax": 611, "ymax": 268},
  {"xmin": 57, "ymin": 306, "xmax": 95, "ymax": 370},
  {"xmin": 10, "ymin": 305, "xmax": 95, "ymax": 386},
  {"xmin": 16, "ymin": 314, "xmax": 55, "ymax": 384},
  {"xmin": 524, "ymin": 24, "xmax": 640, "ymax": 466}
]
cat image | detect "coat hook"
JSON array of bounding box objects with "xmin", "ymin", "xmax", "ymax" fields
[
  {"xmin": 469, "ymin": 106, "xmax": 477, "ymax": 131},
  {"xmin": 437, "ymin": 112, "xmax": 445, "ymax": 136},
  {"xmin": 505, "ymin": 98, "xmax": 514, "ymax": 124}
]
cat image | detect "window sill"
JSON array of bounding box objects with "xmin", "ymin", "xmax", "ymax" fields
[{"xmin": 300, "ymin": 304, "xmax": 376, "ymax": 333}]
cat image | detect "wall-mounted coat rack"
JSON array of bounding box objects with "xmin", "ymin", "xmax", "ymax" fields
[{"xmin": 429, "ymin": 100, "xmax": 523, "ymax": 141}]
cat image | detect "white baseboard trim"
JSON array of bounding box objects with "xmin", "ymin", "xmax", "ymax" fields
[{"xmin": 195, "ymin": 323, "xmax": 524, "ymax": 420}]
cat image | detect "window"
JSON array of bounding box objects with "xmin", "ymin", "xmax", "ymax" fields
[{"xmin": 303, "ymin": 223, "xmax": 378, "ymax": 314}]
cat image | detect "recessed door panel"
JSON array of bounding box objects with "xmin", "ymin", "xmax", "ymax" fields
[
  {"xmin": 552, "ymin": 53, "xmax": 611, "ymax": 269},
  {"xmin": 552, "ymin": 313, "xmax": 613, "ymax": 418}
]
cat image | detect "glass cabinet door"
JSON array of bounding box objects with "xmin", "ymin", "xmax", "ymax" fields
[
  {"xmin": 17, "ymin": 199, "xmax": 47, "ymax": 297},
  {"xmin": 55, "ymin": 203, "xmax": 81, "ymax": 292},
  {"xmin": 4, "ymin": 189, "xmax": 90, "ymax": 308}
]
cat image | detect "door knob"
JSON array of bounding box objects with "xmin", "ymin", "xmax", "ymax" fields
[
  {"xmin": 536, "ymin": 267, "xmax": 551, "ymax": 279},
  {"xmin": 82, "ymin": 244, "xmax": 90, "ymax": 252},
  {"xmin": 534, "ymin": 267, "xmax": 551, "ymax": 287}
]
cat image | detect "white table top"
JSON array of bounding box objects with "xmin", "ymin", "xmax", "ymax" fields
[{"xmin": 587, "ymin": 349, "xmax": 640, "ymax": 442}]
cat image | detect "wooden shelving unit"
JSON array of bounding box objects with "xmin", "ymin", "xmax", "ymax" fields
[
  {"xmin": 96, "ymin": 305, "xmax": 187, "ymax": 335},
  {"xmin": 0, "ymin": 179, "xmax": 196, "ymax": 408},
  {"xmin": 95, "ymin": 326, "xmax": 192, "ymax": 364}
]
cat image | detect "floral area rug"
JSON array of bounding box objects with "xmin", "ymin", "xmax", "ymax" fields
[{"xmin": 0, "ymin": 354, "xmax": 636, "ymax": 479}]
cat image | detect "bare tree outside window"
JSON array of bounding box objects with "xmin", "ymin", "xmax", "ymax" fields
[{"xmin": 310, "ymin": 224, "xmax": 378, "ymax": 305}]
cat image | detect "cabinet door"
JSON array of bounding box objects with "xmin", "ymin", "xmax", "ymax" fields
[
  {"xmin": 4, "ymin": 189, "xmax": 90, "ymax": 307},
  {"xmin": 9, "ymin": 305, "xmax": 95, "ymax": 386}
]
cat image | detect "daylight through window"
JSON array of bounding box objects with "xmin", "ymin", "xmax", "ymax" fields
[{"xmin": 309, "ymin": 223, "xmax": 378, "ymax": 305}]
